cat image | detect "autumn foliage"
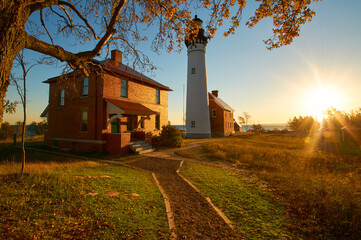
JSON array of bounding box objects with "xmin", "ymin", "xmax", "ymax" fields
[{"xmin": 0, "ymin": 0, "xmax": 321, "ymax": 122}]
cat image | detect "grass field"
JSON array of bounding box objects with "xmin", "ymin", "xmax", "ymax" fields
[
  {"xmin": 0, "ymin": 145, "xmax": 170, "ymax": 239},
  {"xmin": 2, "ymin": 135, "xmax": 361, "ymax": 239},
  {"xmin": 181, "ymin": 161, "xmax": 291, "ymax": 239},
  {"xmin": 176, "ymin": 134, "xmax": 361, "ymax": 239}
]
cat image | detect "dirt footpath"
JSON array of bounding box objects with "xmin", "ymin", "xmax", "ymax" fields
[{"xmin": 125, "ymin": 157, "xmax": 243, "ymax": 239}]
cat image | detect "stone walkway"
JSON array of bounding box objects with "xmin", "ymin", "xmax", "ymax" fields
[{"xmin": 124, "ymin": 154, "xmax": 243, "ymax": 239}]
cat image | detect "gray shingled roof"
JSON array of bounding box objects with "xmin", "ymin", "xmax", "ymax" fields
[
  {"xmin": 44, "ymin": 59, "xmax": 172, "ymax": 91},
  {"xmin": 95, "ymin": 59, "xmax": 171, "ymax": 91},
  {"xmin": 209, "ymin": 93, "xmax": 234, "ymax": 111}
]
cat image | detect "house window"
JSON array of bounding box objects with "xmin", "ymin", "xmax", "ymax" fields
[
  {"xmin": 111, "ymin": 118, "xmax": 120, "ymax": 133},
  {"xmin": 121, "ymin": 79, "xmax": 128, "ymax": 98},
  {"xmin": 80, "ymin": 110, "xmax": 88, "ymax": 132},
  {"xmin": 212, "ymin": 109, "xmax": 217, "ymax": 118},
  {"xmin": 59, "ymin": 89, "xmax": 65, "ymax": 107},
  {"xmin": 155, "ymin": 89, "xmax": 160, "ymax": 104},
  {"xmin": 82, "ymin": 77, "xmax": 89, "ymax": 96},
  {"xmin": 191, "ymin": 68, "xmax": 196, "ymax": 74},
  {"xmin": 191, "ymin": 121, "xmax": 195, "ymax": 128},
  {"xmin": 155, "ymin": 115, "xmax": 160, "ymax": 130}
]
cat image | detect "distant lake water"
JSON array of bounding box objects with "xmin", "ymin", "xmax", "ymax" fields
[
  {"xmin": 172, "ymin": 124, "xmax": 287, "ymax": 132},
  {"xmin": 173, "ymin": 125, "xmax": 186, "ymax": 131},
  {"xmin": 242, "ymin": 124, "xmax": 287, "ymax": 132}
]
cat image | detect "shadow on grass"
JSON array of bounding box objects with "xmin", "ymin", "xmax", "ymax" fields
[{"xmin": 0, "ymin": 141, "xmax": 141, "ymax": 164}]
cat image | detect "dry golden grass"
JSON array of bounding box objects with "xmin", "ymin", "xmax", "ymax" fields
[
  {"xmin": 0, "ymin": 144, "xmax": 170, "ymax": 239},
  {"xmin": 0, "ymin": 160, "xmax": 102, "ymax": 175},
  {"xmin": 177, "ymin": 134, "xmax": 361, "ymax": 239},
  {"xmin": 0, "ymin": 135, "xmax": 44, "ymax": 144}
]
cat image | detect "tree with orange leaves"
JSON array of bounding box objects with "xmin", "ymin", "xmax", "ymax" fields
[{"xmin": 0, "ymin": 0, "xmax": 321, "ymax": 122}]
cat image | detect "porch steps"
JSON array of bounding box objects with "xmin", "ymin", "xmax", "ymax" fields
[{"xmin": 129, "ymin": 141, "xmax": 154, "ymax": 154}]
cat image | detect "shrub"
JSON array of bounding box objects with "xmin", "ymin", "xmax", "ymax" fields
[
  {"xmin": 151, "ymin": 135, "xmax": 161, "ymax": 148},
  {"xmin": 158, "ymin": 124, "xmax": 184, "ymax": 148}
]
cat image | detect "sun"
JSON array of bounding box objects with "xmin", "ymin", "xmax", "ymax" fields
[{"xmin": 304, "ymin": 87, "xmax": 344, "ymax": 120}]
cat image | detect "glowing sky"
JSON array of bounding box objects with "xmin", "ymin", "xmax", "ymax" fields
[{"xmin": 4, "ymin": 0, "xmax": 361, "ymax": 125}]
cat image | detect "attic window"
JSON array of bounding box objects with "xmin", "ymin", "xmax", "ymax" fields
[
  {"xmin": 191, "ymin": 68, "xmax": 196, "ymax": 74},
  {"xmin": 212, "ymin": 109, "xmax": 217, "ymax": 118}
]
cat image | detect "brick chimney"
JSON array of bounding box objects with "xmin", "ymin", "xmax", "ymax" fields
[
  {"xmin": 111, "ymin": 50, "xmax": 122, "ymax": 63},
  {"xmin": 211, "ymin": 90, "xmax": 219, "ymax": 97}
]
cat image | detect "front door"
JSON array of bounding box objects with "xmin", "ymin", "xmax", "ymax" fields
[{"xmin": 111, "ymin": 118, "xmax": 120, "ymax": 133}]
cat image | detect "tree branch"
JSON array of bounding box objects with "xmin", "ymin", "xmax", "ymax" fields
[
  {"xmin": 50, "ymin": 6, "xmax": 69, "ymax": 25},
  {"xmin": 25, "ymin": 0, "xmax": 126, "ymax": 75},
  {"xmin": 58, "ymin": 1, "xmax": 98, "ymax": 39},
  {"xmin": 40, "ymin": 9, "xmax": 55, "ymax": 45},
  {"xmin": 25, "ymin": 34, "xmax": 80, "ymax": 69},
  {"xmin": 28, "ymin": 0, "xmax": 58, "ymax": 13},
  {"xmin": 76, "ymin": 0, "xmax": 125, "ymax": 58},
  {"xmin": 58, "ymin": 4, "xmax": 74, "ymax": 27}
]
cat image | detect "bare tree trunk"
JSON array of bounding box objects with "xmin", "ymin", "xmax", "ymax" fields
[
  {"xmin": 0, "ymin": 2, "xmax": 29, "ymax": 123},
  {"xmin": 13, "ymin": 49, "xmax": 32, "ymax": 174},
  {"xmin": 21, "ymin": 76, "xmax": 26, "ymax": 174}
]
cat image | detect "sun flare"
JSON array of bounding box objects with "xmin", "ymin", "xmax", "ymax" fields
[{"xmin": 304, "ymin": 87, "xmax": 344, "ymax": 120}]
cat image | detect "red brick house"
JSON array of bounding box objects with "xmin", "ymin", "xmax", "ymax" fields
[
  {"xmin": 234, "ymin": 121, "xmax": 241, "ymax": 132},
  {"xmin": 43, "ymin": 50, "xmax": 171, "ymax": 154},
  {"xmin": 209, "ymin": 90, "xmax": 235, "ymax": 136}
]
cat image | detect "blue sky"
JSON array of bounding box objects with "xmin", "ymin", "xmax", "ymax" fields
[{"xmin": 4, "ymin": 0, "xmax": 361, "ymax": 125}]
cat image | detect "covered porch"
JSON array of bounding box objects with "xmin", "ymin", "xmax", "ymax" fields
[{"xmin": 102, "ymin": 98, "xmax": 158, "ymax": 154}]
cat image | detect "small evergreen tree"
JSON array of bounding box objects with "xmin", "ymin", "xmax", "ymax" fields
[
  {"xmin": 159, "ymin": 123, "xmax": 184, "ymax": 148},
  {"xmin": 251, "ymin": 124, "xmax": 265, "ymax": 133}
]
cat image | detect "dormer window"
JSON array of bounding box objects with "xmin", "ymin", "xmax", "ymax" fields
[
  {"xmin": 121, "ymin": 79, "xmax": 128, "ymax": 98},
  {"xmin": 82, "ymin": 77, "xmax": 89, "ymax": 96}
]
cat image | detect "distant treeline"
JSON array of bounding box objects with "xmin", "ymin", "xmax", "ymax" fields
[
  {"xmin": 287, "ymin": 107, "xmax": 361, "ymax": 133},
  {"xmin": 0, "ymin": 120, "xmax": 47, "ymax": 140}
]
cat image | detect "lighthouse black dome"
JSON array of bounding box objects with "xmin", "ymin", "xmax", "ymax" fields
[
  {"xmin": 185, "ymin": 15, "xmax": 209, "ymax": 47},
  {"xmin": 193, "ymin": 15, "xmax": 203, "ymax": 26}
]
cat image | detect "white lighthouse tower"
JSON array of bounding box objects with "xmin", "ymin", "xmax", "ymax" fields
[{"xmin": 185, "ymin": 16, "xmax": 211, "ymax": 138}]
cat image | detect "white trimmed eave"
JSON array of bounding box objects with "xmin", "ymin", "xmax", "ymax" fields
[{"xmin": 105, "ymin": 100, "xmax": 125, "ymax": 128}]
